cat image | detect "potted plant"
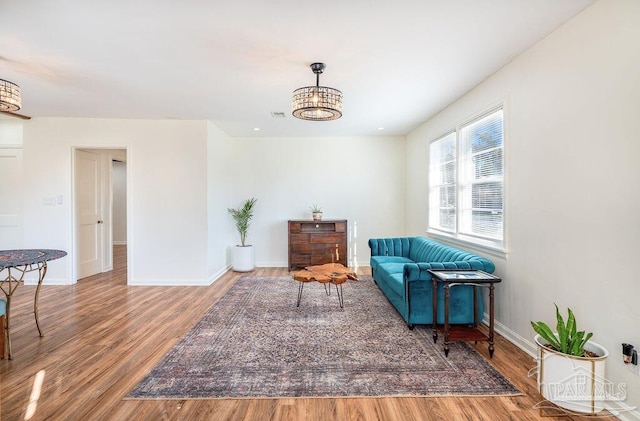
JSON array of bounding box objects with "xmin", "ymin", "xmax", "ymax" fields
[
  {"xmin": 309, "ymin": 204, "xmax": 323, "ymax": 221},
  {"xmin": 227, "ymin": 197, "xmax": 257, "ymax": 272},
  {"xmin": 531, "ymin": 304, "xmax": 609, "ymax": 414}
]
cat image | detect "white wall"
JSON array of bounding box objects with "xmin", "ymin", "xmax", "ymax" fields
[
  {"xmin": 8, "ymin": 120, "xmax": 407, "ymax": 285},
  {"xmin": 406, "ymin": 0, "xmax": 640, "ymax": 415},
  {"xmin": 112, "ymin": 160, "xmax": 127, "ymax": 244},
  {"xmin": 206, "ymin": 121, "xmax": 237, "ymax": 281},
  {"xmin": 232, "ymin": 136, "xmax": 406, "ymax": 268},
  {"xmin": 21, "ymin": 118, "xmax": 211, "ymax": 285}
]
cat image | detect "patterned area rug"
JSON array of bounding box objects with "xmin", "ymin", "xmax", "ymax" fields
[{"xmin": 127, "ymin": 275, "xmax": 520, "ymax": 399}]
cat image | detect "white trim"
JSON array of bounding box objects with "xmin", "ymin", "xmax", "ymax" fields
[
  {"xmin": 427, "ymin": 100, "xmax": 507, "ymax": 254},
  {"xmin": 487, "ymin": 316, "xmax": 537, "ymax": 358},
  {"xmin": 208, "ymin": 265, "xmax": 232, "ymax": 284},
  {"xmin": 255, "ymin": 261, "xmax": 289, "ymax": 268},
  {"xmin": 24, "ymin": 278, "xmax": 71, "ymax": 286},
  {"xmin": 427, "ymin": 230, "xmax": 508, "ymax": 259},
  {"xmin": 70, "ymin": 148, "xmax": 78, "ymax": 284},
  {"xmin": 606, "ymin": 401, "xmax": 640, "ymax": 420},
  {"xmin": 71, "ymin": 146, "xmax": 131, "ymax": 284},
  {"xmin": 125, "ymin": 147, "xmax": 132, "ymax": 286},
  {"xmin": 128, "ymin": 278, "xmax": 213, "ymax": 286}
]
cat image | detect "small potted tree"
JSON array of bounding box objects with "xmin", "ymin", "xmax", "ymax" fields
[
  {"xmin": 309, "ymin": 204, "xmax": 323, "ymax": 221},
  {"xmin": 531, "ymin": 304, "xmax": 609, "ymax": 414},
  {"xmin": 228, "ymin": 197, "xmax": 257, "ymax": 272}
]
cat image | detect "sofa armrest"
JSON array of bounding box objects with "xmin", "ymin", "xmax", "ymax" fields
[
  {"xmin": 403, "ymin": 260, "xmax": 492, "ymax": 282},
  {"xmin": 368, "ymin": 237, "xmax": 412, "ymax": 257}
]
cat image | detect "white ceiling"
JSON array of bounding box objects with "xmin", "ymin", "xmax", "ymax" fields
[{"xmin": 0, "ymin": 0, "xmax": 596, "ymax": 137}]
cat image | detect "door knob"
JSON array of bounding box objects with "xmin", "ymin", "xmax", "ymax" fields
[{"xmin": 97, "ymin": 220, "xmax": 104, "ymax": 224}]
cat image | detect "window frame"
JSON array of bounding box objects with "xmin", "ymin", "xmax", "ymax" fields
[{"xmin": 427, "ymin": 104, "xmax": 507, "ymax": 255}]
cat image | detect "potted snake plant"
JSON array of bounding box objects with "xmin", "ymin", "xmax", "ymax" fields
[
  {"xmin": 531, "ymin": 304, "xmax": 609, "ymax": 414},
  {"xmin": 228, "ymin": 197, "xmax": 257, "ymax": 272}
]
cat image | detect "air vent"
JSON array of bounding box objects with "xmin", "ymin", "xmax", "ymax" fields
[{"xmin": 271, "ymin": 112, "xmax": 286, "ymax": 118}]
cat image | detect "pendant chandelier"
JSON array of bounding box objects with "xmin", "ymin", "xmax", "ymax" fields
[
  {"xmin": 0, "ymin": 79, "xmax": 21, "ymax": 111},
  {"xmin": 292, "ymin": 63, "xmax": 342, "ymax": 121}
]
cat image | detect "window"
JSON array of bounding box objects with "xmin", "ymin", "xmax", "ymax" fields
[{"xmin": 429, "ymin": 107, "xmax": 504, "ymax": 249}]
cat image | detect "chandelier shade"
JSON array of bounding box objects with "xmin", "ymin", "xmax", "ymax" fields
[
  {"xmin": 292, "ymin": 63, "xmax": 342, "ymax": 121},
  {"xmin": 0, "ymin": 79, "xmax": 21, "ymax": 112}
]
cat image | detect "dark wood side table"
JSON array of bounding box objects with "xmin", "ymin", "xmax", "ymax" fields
[{"xmin": 428, "ymin": 269, "xmax": 501, "ymax": 358}]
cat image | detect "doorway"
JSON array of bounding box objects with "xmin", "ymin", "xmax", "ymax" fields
[{"xmin": 73, "ymin": 148, "xmax": 128, "ymax": 282}]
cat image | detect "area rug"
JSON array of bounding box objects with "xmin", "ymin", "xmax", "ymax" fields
[{"xmin": 126, "ymin": 275, "xmax": 520, "ymax": 399}]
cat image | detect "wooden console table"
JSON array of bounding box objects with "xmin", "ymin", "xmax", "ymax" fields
[
  {"xmin": 428, "ymin": 269, "xmax": 501, "ymax": 358},
  {"xmin": 288, "ymin": 220, "xmax": 347, "ymax": 270}
]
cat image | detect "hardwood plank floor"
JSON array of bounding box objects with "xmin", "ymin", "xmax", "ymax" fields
[{"xmin": 0, "ymin": 246, "xmax": 616, "ymax": 420}]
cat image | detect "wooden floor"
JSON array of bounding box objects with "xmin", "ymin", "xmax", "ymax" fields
[{"xmin": 0, "ymin": 246, "xmax": 616, "ymax": 421}]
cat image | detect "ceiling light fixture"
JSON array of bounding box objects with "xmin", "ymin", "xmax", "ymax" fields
[
  {"xmin": 0, "ymin": 78, "xmax": 21, "ymax": 111},
  {"xmin": 292, "ymin": 63, "xmax": 342, "ymax": 121}
]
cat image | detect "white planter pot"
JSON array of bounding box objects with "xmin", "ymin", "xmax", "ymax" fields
[
  {"xmin": 534, "ymin": 334, "xmax": 609, "ymax": 414},
  {"xmin": 231, "ymin": 245, "xmax": 255, "ymax": 272}
]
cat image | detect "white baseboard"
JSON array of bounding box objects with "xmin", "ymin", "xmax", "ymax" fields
[
  {"xmin": 24, "ymin": 278, "xmax": 73, "ymax": 286},
  {"xmin": 607, "ymin": 401, "xmax": 640, "ymax": 420},
  {"xmin": 128, "ymin": 278, "xmax": 212, "ymax": 286},
  {"xmin": 255, "ymin": 261, "xmax": 288, "ymax": 268},
  {"xmin": 208, "ymin": 265, "xmax": 232, "ymax": 284},
  {"xmin": 486, "ymin": 316, "xmax": 537, "ymax": 358}
]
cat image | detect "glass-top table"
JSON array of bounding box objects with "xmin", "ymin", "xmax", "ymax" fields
[
  {"xmin": 1, "ymin": 249, "xmax": 67, "ymax": 359},
  {"xmin": 428, "ymin": 269, "xmax": 502, "ymax": 358}
]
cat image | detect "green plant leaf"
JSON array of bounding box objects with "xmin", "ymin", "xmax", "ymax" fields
[
  {"xmin": 579, "ymin": 332, "xmax": 593, "ymax": 354},
  {"xmin": 566, "ymin": 307, "xmax": 577, "ymax": 338},
  {"xmin": 531, "ymin": 321, "xmax": 560, "ymax": 350},
  {"xmin": 555, "ymin": 304, "xmax": 568, "ymax": 354},
  {"xmin": 228, "ymin": 197, "xmax": 257, "ymax": 246},
  {"xmin": 533, "ymin": 304, "xmax": 595, "ymax": 356},
  {"xmin": 569, "ymin": 331, "xmax": 584, "ymax": 356}
]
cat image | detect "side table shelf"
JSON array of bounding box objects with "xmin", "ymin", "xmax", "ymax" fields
[{"xmin": 428, "ymin": 269, "xmax": 501, "ymax": 358}]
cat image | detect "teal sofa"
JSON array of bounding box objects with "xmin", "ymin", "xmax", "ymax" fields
[{"xmin": 368, "ymin": 237, "xmax": 495, "ymax": 329}]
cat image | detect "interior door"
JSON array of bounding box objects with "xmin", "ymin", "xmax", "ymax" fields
[
  {"xmin": 76, "ymin": 149, "xmax": 102, "ymax": 279},
  {"xmin": 0, "ymin": 148, "xmax": 23, "ymax": 249}
]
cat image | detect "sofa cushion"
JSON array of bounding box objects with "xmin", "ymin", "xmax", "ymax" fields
[
  {"xmin": 368, "ymin": 237, "xmax": 412, "ymax": 259},
  {"xmin": 383, "ymin": 271, "xmax": 405, "ymax": 298},
  {"xmin": 407, "ymin": 237, "xmax": 495, "ymax": 273},
  {"xmin": 370, "ymin": 256, "xmax": 413, "ymax": 271}
]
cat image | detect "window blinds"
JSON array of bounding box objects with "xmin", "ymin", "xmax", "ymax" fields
[{"xmin": 429, "ymin": 107, "xmax": 504, "ymax": 246}]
